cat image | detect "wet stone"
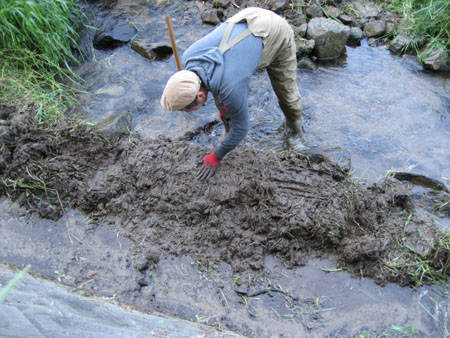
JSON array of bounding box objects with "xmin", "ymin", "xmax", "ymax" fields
[
  {"xmin": 306, "ymin": 4, "xmax": 324, "ymax": 18},
  {"xmin": 296, "ymin": 38, "xmax": 315, "ymax": 56},
  {"xmin": 339, "ymin": 14, "xmax": 354, "ymax": 25},
  {"xmin": 347, "ymin": 27, "xmax": 363, "ymax": 45},
  {"xmin": 363, "ymin": 19, "xmax": 386, "ymax": 38},
  {"xmin": 392, "ymin": 172, "xmax": 448, "ymax": 192},
  {"xmin": 95, "ymin": 84, "xmax": 126, "ymax": 97},
  {"xmin": 268, "ymin": 0, "xmax": 290, "ymax": 13},
  {"xmin": 352, "ymin": 0, "xmax": 379, "ymax": 19},
  {"xmin": 131, "ymin": 39, "xmax": 173, "ymax": 61},
  {"xmin": 94, "ymin": 111, "xmax": 132, "ymax": 139},
  {"xmin": 201, "ymin": 9, "xmax": 222, "ymax": 25},
  {"xmin": 325, "ymin": 6, "xmax": 340, "ymax": 18},
  {"xmin": 94, "ymin": 18, "xmax": 136, "ymax": 50},
  {"xmin": 421, "ymin": 48, "xmax": 449, "ymax": 72},
  {"xmin": 307, "ymin": 18, "xmax": 350, "ymax": 59}
]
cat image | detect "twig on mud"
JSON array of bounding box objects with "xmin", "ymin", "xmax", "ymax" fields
[
  {"xmin": 140, "ymin": 235, "xmax": 146, "ymax": 246},
  {"xmin": 71, "ymin": 278, "xmax": 94, "ymax": 291},
  {"xmin": 65, "ymin": 218, "xmax": 74, "ymax": 246},
  {"xmin": 116, "ymin": 231, "xmax": 122, "ymax": 249},
  {"xmin": 70, "ymin": 232, "xmax": 83, "ymax": 245},
  {"xmin": 319, "ymin": 267, "xmax": 343, "ymax": 273},
  {"xmin": 235, "ymin": 287, "xmax": 293, "ymax": 298},
  {"xmin": 219, "ymin": 288, "xmax": 229, "ymax": 308}
]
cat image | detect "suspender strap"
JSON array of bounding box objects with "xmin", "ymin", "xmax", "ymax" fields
[{"xmin": 219, "ymin": 22, "xmax": 252, "ymax": 53}]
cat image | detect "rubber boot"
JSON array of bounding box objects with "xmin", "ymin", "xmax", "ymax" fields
[{"xmin": 285, "ymin": 119, "xmax": 300, "ymax": 135}]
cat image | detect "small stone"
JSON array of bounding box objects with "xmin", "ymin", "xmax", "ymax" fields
[
  {"xmin": 306, "ymin": 4, "xmax": 323, "ymax": 18},
  {"xmin": 389, "ymin": 34, "xmax": 412, "ymax": 55},
  {"xmin": 339, "ymin": 14, "xmax": 353, "ymax": 25},
  {"xmin": 325, "ymin": 6, "xmax": 340, "ymax": 18},
  {"xmin": 95, "ymin": 84, "xmax": 125, "ymax": 97}
]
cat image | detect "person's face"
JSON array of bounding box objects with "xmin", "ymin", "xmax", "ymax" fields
[{"xmin": 181, "ymin": 90, "xmax": 207, "ymax": 112}]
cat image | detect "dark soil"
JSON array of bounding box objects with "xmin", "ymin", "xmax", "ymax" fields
[{"xmin": 1, "ymin": 104, "xmax": 449, "ymax": 287}]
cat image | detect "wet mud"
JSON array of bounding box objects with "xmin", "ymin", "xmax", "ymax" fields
[{"xmin": 1, "ymin": 104, "xmax": 449, "ymax": 289}]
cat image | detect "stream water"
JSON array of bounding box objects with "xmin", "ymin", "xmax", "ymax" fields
[
  {"xmin": 2, "ymin": 1, "xmax": 449, "ymax": 337},
  {"xmin": 75, "ymin": 4, "xmax": 450, "ymax": 187}
]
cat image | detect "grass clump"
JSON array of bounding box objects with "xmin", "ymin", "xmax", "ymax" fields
[
  {"xmin": 382, "ymin": 0, "xmax": 449, "ymax": 58},
  {"xmin": 0, "ymin": 0, "xmax": 82, "ymax": 124}
]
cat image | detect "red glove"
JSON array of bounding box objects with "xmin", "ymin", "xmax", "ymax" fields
[
  {"xmin": 219, "ymin": 111, "xmax": 223, "ymax": 122},
  {"xmin": 198, "ymin": 152, "xmax": 220, "ymax": 180},
  {"xmin": 203, "ymin": 152, "xmax": 220, "ymax": 167}
]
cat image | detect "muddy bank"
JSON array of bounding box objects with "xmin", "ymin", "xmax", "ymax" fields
[{"xmin": 1, "ymin": 105, "xmax": 449, "ymax": 287}]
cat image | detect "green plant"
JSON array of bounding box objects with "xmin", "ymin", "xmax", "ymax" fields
[
  {"xmin": 0, "ymin": 265, "xmax": 31, "ymax": 302},
  {"xmin": 0, "ymin": 0, "xmax": 82, "ymax": 124},
  {"xmin": 0, "ymin": 0, "xmax": 81, "ymax": 69},
  {"xmin": 384, "ymin": 0, "xmax": 449, "ymax": 57}
]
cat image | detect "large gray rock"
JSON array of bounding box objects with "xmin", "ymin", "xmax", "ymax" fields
[
  {"xmin": 307, "ymin": 18, "xmax": 350, "ymax": 59},
  {"xmin": 93, "ymin": 18, "xmax": 136, "ymax": 50},
  {"xmin": 421, "ymin": 47, "xmax": 449, "ymax": 71},
  {"xmin": 363, "ymin": 19, "xmax": 386, "ymax": 38}
]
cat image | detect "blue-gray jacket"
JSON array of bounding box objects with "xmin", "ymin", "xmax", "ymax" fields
[{"xmin": 182, "ymin": 22, "xmax": 263, "ymax": 159}]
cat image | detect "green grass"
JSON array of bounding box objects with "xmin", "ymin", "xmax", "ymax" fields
[
  {"xmin": 0, "ymin": 0, "xmax": 82, "ymax": 124},
  {"xmin": 0, "ymin": 0, "xmax": 81, "ymax": 69},
  {"xmin": 381, "ymin": 0, "xmax": 449, "ymax": 58},
  {"xmin": 382, "ymin": 231, "xmax": 450, "ymax": 287},
  {"xmin": 0, "ymin": 265, "xmax": 31, "ymax": 302}
]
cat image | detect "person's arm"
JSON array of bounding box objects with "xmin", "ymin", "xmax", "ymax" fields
[
  {"xmin": 213, "ymin": 82, "xmax": 250, "ymax": 159},
  {"xmin": 198, "ymin": 82, "xmax": 249, "ymax": 180}
]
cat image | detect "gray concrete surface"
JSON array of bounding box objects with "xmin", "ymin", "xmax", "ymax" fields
[{"xmin": 0, "ymin": 264, "xmax": 245, "ymax": 338}]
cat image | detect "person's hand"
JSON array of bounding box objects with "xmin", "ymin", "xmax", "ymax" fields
[{"xmin": 197, "ymin": 152, "xmax": 220, "ymax": 180}]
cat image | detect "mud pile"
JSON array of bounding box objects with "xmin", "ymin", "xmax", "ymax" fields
[{"xmin": 1, "ymin": 106, "xmax": 449, "ymax": 286}]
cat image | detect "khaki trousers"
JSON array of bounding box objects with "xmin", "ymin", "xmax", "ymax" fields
[{"xmin": 218, "ymin": 8, "xmax": 303, "ymax": 125}]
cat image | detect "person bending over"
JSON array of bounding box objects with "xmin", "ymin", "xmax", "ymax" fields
[{"xmin": 161, "ymin": 7, "xmax": 303, "ymax": 180}]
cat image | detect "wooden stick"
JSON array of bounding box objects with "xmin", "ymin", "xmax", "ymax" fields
[{"xmin": 165, "ymin": 15, "xmax": 182, "ymax": 71}]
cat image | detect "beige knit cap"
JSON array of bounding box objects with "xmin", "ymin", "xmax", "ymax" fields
[{"xmin": 160, "ymin": 70, "xmax": 201, "ymax": 111}]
